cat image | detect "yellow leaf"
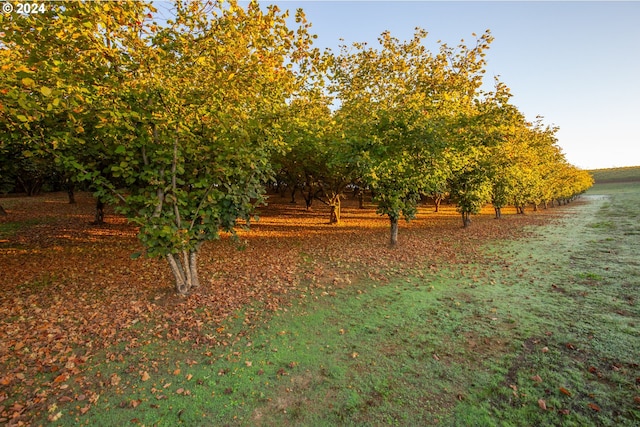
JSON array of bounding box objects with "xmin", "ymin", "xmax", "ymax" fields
[
  {"xmin": 40, "ymin": 86, "xmax": 52, "ymax": 97},
  {"xmin": 21, "ymin": 77, "xmax": 35, "ymax": 87}
]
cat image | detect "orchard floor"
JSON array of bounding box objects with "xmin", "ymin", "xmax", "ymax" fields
[{"xmin": 0, "ymin": 188, "xmax": 637, "ymax": 425}]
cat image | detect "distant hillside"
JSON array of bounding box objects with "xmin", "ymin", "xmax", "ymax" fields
[{"xmin": 588, "ymin": 166, "xmax": 640, "ymax": 184}]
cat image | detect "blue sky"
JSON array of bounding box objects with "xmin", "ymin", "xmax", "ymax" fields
[
  {"xmin": 267, "ymin": 0, "xmax": 640, "ymax": 170},
  {"xmin": 156, "ymin": 1, "xmax": 640, "ymax": 169}
]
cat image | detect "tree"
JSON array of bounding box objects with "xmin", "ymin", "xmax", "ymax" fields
[
  {"xmin": 2, "ymin": 0, "xmax": 315, "ymax": 294},
  {"xmin": 332, "ymin": 30, "xmax": 493, "ymax": 243}
]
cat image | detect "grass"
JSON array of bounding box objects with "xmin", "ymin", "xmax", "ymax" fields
[
  {"xmin": 32, "ymin": 183, "xmax": 640, "ymax": 426},
  {"xmin": 588, "ymin": 165, "xmax": 640, "ymax": 184}
]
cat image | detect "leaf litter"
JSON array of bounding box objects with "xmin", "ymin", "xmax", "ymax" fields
[{"xmin": 0, "ymin": 191, "xmax": 569, "ymax": 425}]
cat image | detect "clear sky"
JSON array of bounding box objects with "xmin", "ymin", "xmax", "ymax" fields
[{"xmin": 252, "ymin": 0, "xmax": 640, "ymax": 170}]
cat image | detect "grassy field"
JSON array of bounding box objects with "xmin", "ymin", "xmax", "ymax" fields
[
  {"xmin": 1, "ymin": 182, "xmax": 639, "ymax": 426},
  {"xmin": 588, "ymin": 165, "xmax": 640, "ymax": 184}
]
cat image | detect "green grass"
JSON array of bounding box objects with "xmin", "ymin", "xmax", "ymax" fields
[
  {"xmin": 39, "ymin": 183, "xmax": 640, "ymax": 426},
  {"xmin": 588, "ymin": 165, "xmax": 640, "ymax": 184}
]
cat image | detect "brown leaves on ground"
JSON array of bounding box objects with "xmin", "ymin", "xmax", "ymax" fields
[{"xmin": 0, "ymin": 191, "xmax": 572, "ymax": 425}]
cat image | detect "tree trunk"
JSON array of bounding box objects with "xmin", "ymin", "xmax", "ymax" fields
[
  {"xmin": 389, "ymin": 216, "xmax": 399, "ymax": 246},
  {"xmin": 289, "ymin": 186, "xmax": 296, "ymax": 204},
  {"xmin": 533, "ymin": 203, "xmax": 538, "ymax": 212},
  {"xmin": 67, "ymin": 182, "xmax": 76, "ymax": 204},
  {"xmin": 358, "ymin": 189, "xmax": 365, "ymax": 209},
  {"xmin": 0, "ymin": 204, "xmax": 6, "ymax": 216},
  {"xmin": 328, "ymin": 195, "xmax": 341, "ymax": 224},
  {"xmin": 304, "ymin": 190, "xmax": 313, "ymax": 211},
  {"xmin": 94, "ymin": 199, "xmax": 105, "ymax": 224},
  {"xmin": 494, "ymin": 207, "xmax": 501, "ymax": 219},
  {"xmin": 166, "ymin": 249, "xmax": 200, "ymax": 295},
  {"xmin": 434, "ymin": 197, "xmax": 441, "ymax": 213},
  {"xmin": 462, "ymin": 211, "xmax": 471, "ymax": 228}
]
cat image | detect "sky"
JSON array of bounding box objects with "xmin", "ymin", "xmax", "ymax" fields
[{"xmin": 156, "ymin": 1, "xmax": 640, "ymax": 170}]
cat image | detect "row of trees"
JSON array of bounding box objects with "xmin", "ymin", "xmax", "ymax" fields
[{"xmin": 1, "ymin": 1, "xmax": 592, "ymax": 294}]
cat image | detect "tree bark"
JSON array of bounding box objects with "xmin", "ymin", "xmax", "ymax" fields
[
  {"xmin": 94, "ymin": 199, "xmax": 105, "ymax": 224},
  {"xmin": 289, "ymin": 186, "xmax": 296, "ymax": 204},
  {"xmin": 389, "ymin": 216, "xmax": 399, "ymax": 246},
  {"xmin": 67, "ymin": 182, "xmax": 76, "ymax": 204},
  {"xmin": 494, "ymin": 207, "xmax": 501, "ymax": 219},
  {"xmin": 166, "ymin": 249, "xmax": 200, "ymax": 295},
  {"xmin": 328, "ymin": 194, "xmax": 341, "ymax": 224},
  {"xmin": 0, "ymin": 204, "xmax": 6, "ymax": 216},
  {"xmin": 304, "ymin": 189, "xmax": 315, "ymax": 211},
  {"xmin": 462, "ymin": 211, "xmax": 471, "ymax": 228}
]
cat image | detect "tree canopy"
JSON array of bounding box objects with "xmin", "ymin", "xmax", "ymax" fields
[{"xmin": 1, "ymin": 1, "xmax": 593, "ymax": 292}]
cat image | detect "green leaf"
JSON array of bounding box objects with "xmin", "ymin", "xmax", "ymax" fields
[
  {"xmin": 17, "ymin": 115, "xmax": 29, "ymax": 122},
  {"xmin": 40, "ymin": 86, "xmax": 52, "ymax": 97}
]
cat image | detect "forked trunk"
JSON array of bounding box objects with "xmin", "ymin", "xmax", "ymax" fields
[
  {"xmin": 328, "ymin": 195, "xmax": 341, "ymax": 224},
  {"xmin": 389, "ymin": 216, "xmax": 399, "ymax": 246},
  {"xmin": 166, "ymin": 250, "xmax": 200, "ymax": 295},
  {"xmin": 434, "ymin": 197, "xmax": 441, "ymax": 213}
]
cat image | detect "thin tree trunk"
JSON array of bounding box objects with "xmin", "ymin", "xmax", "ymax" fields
[
  {"xmin": 494, "ymin": 207, "xmax": 501, "ymax": 219},
  {"xmin": 289, "ymin": 186, "xmax": 296, "ymax": 204},
  {"xmin": 0, "ymin": 204, "xmax": 6, "ymax": 216},
  {"xmin": 67, "ymin": 182, "xmax": 76, "ymax": 204},
  {"xmin": 94, "ymin": 199, "xmax": 105, "ymax": 224},
  {"xmin": 389, "ymin": 216, "xmax": 399, "ymax": 246},
  {"xmin": 304, "ymin": 190, "xmax": 313, "ymax": 211},
  {"xmin": 462, "ymin": 211, "xmax": 471, "ymax": 228},
  {"xmin": 328, "ymin": 194, "xmax": 341, "ymax": 224},
  {"xmin": 434, "ymin": 197, "xmax": 441, "ymax": 213}
]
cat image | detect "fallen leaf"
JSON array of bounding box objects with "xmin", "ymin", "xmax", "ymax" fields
[
  {"xmin": 531, "ymin": 375, "xmax": 543, "ymax": 383},
  {"xmin": 559, "ymin": 387, "xmax": 572, "ymax": 396},
  {"xmin": 110, "ymin": 373, "xmax": 121, "ymax": 386},
  {"xmin": 141, "ymin": 371, "xmax": 150, "ymax": 382},
  {"xmin": 48, "ymin": 411, "xmax": 63, "ymax": 422},
  {"xmin": 588, "ymin": 403, "xmax": 601, "ymax": 412},
  {"xmin": 541, "ymin": 347, "xmax": 549, "ymax": 353},
  {"xmin": 538, "ymin": 399, "xmax": 547, "ymax": 410}
]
